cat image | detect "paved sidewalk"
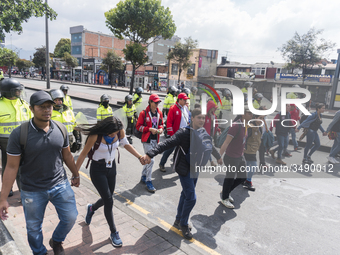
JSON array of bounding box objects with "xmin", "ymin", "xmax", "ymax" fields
[{"xmin": 1, "ymin": 173, "xmax": 197, "ymax": 255}]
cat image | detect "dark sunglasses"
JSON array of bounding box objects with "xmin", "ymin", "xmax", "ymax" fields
[{"xmin": 152, "ymin": 101, "xmax": 160, "ymax": 104}]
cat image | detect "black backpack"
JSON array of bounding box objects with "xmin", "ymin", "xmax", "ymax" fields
[{"xmin": 133, "ymin": 110, "xmax": 146, "ymax": 139}]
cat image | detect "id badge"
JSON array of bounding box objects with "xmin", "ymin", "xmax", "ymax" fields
[{"xmin": 106, "ymin": 161, "xmax": 113, "ymax": 168}]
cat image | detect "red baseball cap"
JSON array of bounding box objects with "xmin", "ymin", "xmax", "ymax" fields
[
  {"xmin": 178, "ymin": 93, "xmax": 190, "ymax": 100},
  {"xmin": 149, "ymin": 94, "xmax": 161, "ymax": 102}
]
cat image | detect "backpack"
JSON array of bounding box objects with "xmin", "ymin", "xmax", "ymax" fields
[
  {"xmin": 180, "ymin": 126, "xmax": 213, "ymax": 167},
  {"xmin": 215, "ymin": 124, "xmax": 241, "ymax": 148},
  {"xmin": 20, "ymin": 120, "xmax": 67, "ymax": 165},
  {"xmin": 300, "ymin": 113, "xmax": 308, "ymax": 124},
  {"xmin": 85, "ymin": 133, "xmax": 121, "ymax": 168},
  {"xmin": 133, "ymin": 110, "xmax": 146, "ymax": 139}
]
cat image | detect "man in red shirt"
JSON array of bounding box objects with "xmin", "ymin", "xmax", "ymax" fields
[
  {"xmin": 159, "ymin": 93, "xmax": 190, "ymax": 172},
  {"xmin": 289, "ymin": 104, "xmax": 301, "ymax": 151}
]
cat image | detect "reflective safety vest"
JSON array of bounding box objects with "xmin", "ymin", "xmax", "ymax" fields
[
  {"xmin": 163, "ymin": 93, "xmax": 176, "ymax": 110},
  {"xmin": 0, "ymin": 71, "xmax": 4, "ymax": 80},
  {"xmin": 253, "ymin": 99, "xmax": 260, "ymax": 109},
  {"xmin": 0, "ymin": 97, "xmax": 32, "ymax": 138},
  {"xmin": 51, "ymin": 107, "xmax": 76, "ymax": 135},
  {"xmin": 241, "ymin": 88, "xmax": 248, "ymax": 93},
  {"xmin": 64, "ymin": 95, "xmax": 73, "ymax": 110},
  {"xmin": 122, "ymin": 104, "xmax": 136, "ymax": 124},
  {"xmin": 221, "ymin": 97, "xmax": 231, "ymax": 110},
  {"xmin": 97, "ymin": 105, "xmax": 113, "ymax": 121},
  {"xmin": 133, "ymin": 94, "xmax": 142, "ymax": 108},
  {"xmin": 287, "ymin": 92, "xmax": 297, "ymax": 99}
]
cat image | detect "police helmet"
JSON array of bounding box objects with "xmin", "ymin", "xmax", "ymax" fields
[
  {"xmin": 0, "ymin": 78, "xmax": 23, "ymax": 98},
  {"xmin": 60, "ymin": 84, "xmax": 69, "ymax": 91},
  {"xmin": 100, "ymin": 94, "xmax": 110, "ymax": 103},
  {"xmin": 182, "ymin": 88, "xmax": 191, "ymax": 96},
  {"xmin": 135, "ymin": 87, "xmax": 143, "ymax": 95},
  {"xmin": 244, "ymin": 81, "xmax": 253, "ymax": 88},
  {"xmin": 191, "ymin": 86, "xmax": 198, "ymax": 93},
  {"xmin": 223, "ymin": 89, "xmax": 231, "ymax": 97},
  {"xmin": 254, "ymin": 93, "xmax": 264, "ymax": 100},
  {"xmin": 176, "ymin": 89, "xmax": 181, "ymax": 96},
  {"xmin": 216, "ymin": 90, "xmax": 223, "ymax": 98},
  {"xmin": 125, "ymin": 94, "xmax": 133, "ymax": 103},
  {"xmin": 169, "ymin": 86, "xmax": 177, "ymax": 95},
  {"xmin": 292, "ymin": 84, "xmax": 300, "ymax": 88},
  {"xmin": 50, "ymin": 89, "xmax": 64, "ymax": 101}
]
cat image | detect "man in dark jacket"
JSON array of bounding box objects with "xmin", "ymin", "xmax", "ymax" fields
[{"xmin": 141, "ymin": 108, "xmax": 222, "ymax": 240}]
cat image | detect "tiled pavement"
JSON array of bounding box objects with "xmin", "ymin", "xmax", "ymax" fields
[{"xmin": 2, "ymin": 174, "xmax": 197, "ymax": 255}]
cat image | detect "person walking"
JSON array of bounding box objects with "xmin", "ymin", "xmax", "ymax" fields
[
  {"xmin": 136, "ymin": 94, "xmax": 164, "ymax": 193},
  {"xmin": 133, "ymin": 87, "xmax": 143, "ymax": 109},
  {"xmin": 0, "ymin": 90, "xmax": 79, "ymax": 255},
  {"xmin": 122, "ymin": 94, "xmax": 137, "ymax": 144},
  {"xmin": 269, "ymin": 104, "xmax": 292, "ymax": 165},
  {"xmin": 159, "ymin": 93, "xmax": 190, "ymax": 172},
  {"xmin": 141, "ymin": 108, "xmax": 222, "ymax": 239},
  {"xmin": 60, "ymin": 84, "xmax": 73, "ymax": 111},
  {"xmin": 0, "ymin": 78, "xmax": 32, "ymax": 197},
  {"xmin": 219, "ymin": 107, "xmax": 253, "ymax": 209},
  {"xmin": 289, "ymin": 104, "xmax": 301, "ymax": 151},
  {"xmin": 296, "ymin": 103, "xmax": 327, "ymax": 164},
  {"xmin": 50, "ymin": 89, "xmax": 82, "ymax": 153},
  {"xmin": 326, "ymin": 110, "xmax": 340, "ymax": 163},
  {"xmin": 162, "ymin": 86, "xmax": 177, "ymax": 118},
  {"xmin": 97, "ymin": 94, "xmax": 113, "ymax": 122},
  {"xmin": 76, "ymin": 116, "xmax": 145, "ymax": 247}
]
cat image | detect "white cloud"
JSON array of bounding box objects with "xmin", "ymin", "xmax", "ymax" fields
[{"xmin": 5, "ymin": 0, "xmax": 340, "ymax": 63}]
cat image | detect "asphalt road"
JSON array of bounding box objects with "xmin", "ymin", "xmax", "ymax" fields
[{"xmin": 23, "ymin": 88, "xmax": 340, "ymax": 255}]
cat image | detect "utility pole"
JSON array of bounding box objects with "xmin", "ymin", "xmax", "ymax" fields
[
  {"xmin": 330, "ymin": 49, "xmax": 340, "ymax": 109},
  {"xmin": 45, "ymin": 0, "xmax": 50, "ymax": 89}
]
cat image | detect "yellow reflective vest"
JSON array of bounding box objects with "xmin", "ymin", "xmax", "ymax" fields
[
  {"xmin": 241, "ymin": 88, "xmax": 248, "ymax": 93},
  {"xmin": 122, "ymin": 104, "xmax": 136, "ymax": 124},
  {"xmin": 51, "ymin": 107, "xmax": 76, "ymax": 135},
  {"xmin": 221, "ymin": 96, "xmax": 231, "ymax": 110},
  {"xmin": 253, "ymin": 99, "xmax": 260, "ymax": 109},
  {"xmin": 0, "ymin": 97, "xmax": 32, "ymax": 138},
  {"xmin": 163, "ymin": 93, "xmax": 176, "ymax": 110},
  {"xmin": 97, "ymin": 105, "xmax": 113, "ymax": 121},
  {"xmin": 64, "ymin": 95, "xmax": 73, "ymax": 110},
  {"xmin": 133, "ymin": 94, "xmax": 142, "ymax": 108},
  {"xmin": 287, "ymin": 92, "xmax": 297, "ymax": 99}
]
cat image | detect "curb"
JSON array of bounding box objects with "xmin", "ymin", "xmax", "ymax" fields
[{"xmin": 0, "ymin": 220, "xmax": 22, "ymax": 255}]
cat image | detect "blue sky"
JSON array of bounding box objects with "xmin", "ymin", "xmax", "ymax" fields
[{"xmin": 4, "ymin": 0, "xmax": 340, "ymax": 64}]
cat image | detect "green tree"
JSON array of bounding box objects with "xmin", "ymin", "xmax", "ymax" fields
[
  {"xmin": 167, "ymin": 37, "xmax": 198, "ymax": 84},
  {"xmin": 100, "ymin": 50, "xmax": 124, "ymax": 86},
  {"xmin": 0, "ymin": 0, "xmax": 57, "ymax": 39},
  {"xmin": 105, "ymin": 0, "xmax": 176, "ymax": 94},
  {"xmin": 16, "ymin": 58, "xmax": 33, "ymax": 72},
  {"xmin": 0, "ymin": 47, "xmax": 18, "ymax": 78},
  {"xmin": 54, "ymin": 38, "xmax": 71, "ymax": 58},
  {"xmin": 33, "ymin": 46, "xmax": 46, "ymax": 74},
  {"xmin": 62, "ymin": 52, "xmax": 78, "ymax": 83},
  {"xmin": 278, "ymin": 28, "xmax": 335, "ymax": 85}
]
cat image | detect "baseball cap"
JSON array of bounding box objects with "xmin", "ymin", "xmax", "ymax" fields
[
  {"xmin": 30, "ymin": 91, "xmax": 54, "ymax": 106},
  {"xmin": 149, "ymin": 94, "xmax": 162, "ymax": 103},
  {"xmin": 178, "ymin": 93, "xmax": 190, "ymax": 100}
]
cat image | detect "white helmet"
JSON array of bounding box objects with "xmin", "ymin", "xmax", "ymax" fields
[{"xmin": 292, "ymin": 84, "xmax": 300, "ymax": 88}]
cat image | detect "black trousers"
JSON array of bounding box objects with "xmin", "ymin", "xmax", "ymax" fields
[
  {"xmin": 221, "ymin": 155, "xmax": 246, "ymax": 200},
  {"xmin": 90, "ymin": 160, "xmax": 117, "ymax": 233}
]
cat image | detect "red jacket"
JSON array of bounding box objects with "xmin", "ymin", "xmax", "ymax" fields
[
  {"xmin": 136, "ymin": 105, "xmax": 163, "ymax": 143},
  {"xmin": 204, "ymin": 100, "xmax": 220, "ymax": 136},
  {"xmin": 167, "ymin": 102, "xmax": 189, "ymax": 136},
  {"xmin": 290, "ymin": 107, "xmax": 300, "ymax": 122}
]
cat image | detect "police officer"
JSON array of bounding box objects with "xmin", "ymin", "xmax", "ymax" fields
[
  {"xmin": 287, "ymin": 84, "xmax": 300, "ymax": 99},
  {"xmin": 133, "ymin": 87, "xmax": 143, "ymax": 108},
  {"xmin": 182, "ymin": 87, "xmax": 191, "ymax": 109},
  {"xmin": 253, "ymin": 93, "xmax": 264, "ymax": 109},
  {"xmin": 0, "ymin": 69, "xmax": 4, "ymax": 81},
  {"xmin": 97, "ymin": 94, "xmax": 113, "ymax": 122},
  {"xmin": 60, "ymin": 84, "xmax": 73, "ymax": 110},
  {"xmin": 123, "ymin": 94, "xmax": 137, "ymax": 144},
  {"xmin": 221, "ymin": 89, "xmax": 232, "ymax": 111},
  {"xmin": 50, "ymin": 89, "xmax": 81, "ymax": 152},
  {"xmin": 162, "ymin": 86, "xmax": 177, "ymax": 118},
  {"xmin": 189, "ymin": 86, "xmax": 198, "ymax": 109},
  {"xmin": 0, "ymin": 78, "xmax": 32, "ymax": 196}
]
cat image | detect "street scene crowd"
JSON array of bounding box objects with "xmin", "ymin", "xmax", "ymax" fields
[{"xmin": 0, "ymin": 77, "xmax": 339, "ymax": 255}]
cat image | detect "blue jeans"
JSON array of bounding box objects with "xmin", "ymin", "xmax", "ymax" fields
[
  {"xmin": 329, "ymin": 132, "xmax": 340, "ymax": 158},
  {"xmin": 272, "ymin": 134, "xmax": 289, "ymax": 159},
  {"xmin": 21, "ymin": 181, "xmax": 78, "ymax": 255},
  {"xmin": 304, "ymin": 129, "xmax": 320, "ymax": 159},
  {"xmin": 246, "ymin": 160, "xmax": 258, "ymax": 182},
  {"xmin": 160, "ymin": 146, "xmax": 175, "ymax": 167},
  {"xmin": 176, "ymin": 173, "xmax": 198, "ymax": 227},
  {"xmin": 289, "ymin": 127, "xmax": 298, "ymax": 149}
]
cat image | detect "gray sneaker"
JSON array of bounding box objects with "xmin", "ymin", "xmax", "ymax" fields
[{"xmin": 221, "ymin": 199, "xmax": 235, "ymax": 209}]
